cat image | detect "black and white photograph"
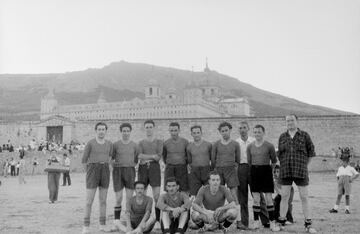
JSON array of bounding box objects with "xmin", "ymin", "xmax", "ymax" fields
[{"xmin": 0, "ymin": 0, "xmax": 359, "ymax": 233}]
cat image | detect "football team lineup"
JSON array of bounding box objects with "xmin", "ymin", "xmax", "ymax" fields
[{"xmin": 1, "ymin": 116, "xmax": 359, "ymax": 234}]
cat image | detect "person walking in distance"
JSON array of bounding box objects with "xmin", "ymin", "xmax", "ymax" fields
[
  {"xmin": 81, "ymin": 122, "xmax": 113, "ymax": 234},
  {"xmin": 277, "ymin": 115, "xmax": 317, "ymax": 233},
  {"xmin": 137, "ymin": 120, "xmax": 163, "ymax": 229}
]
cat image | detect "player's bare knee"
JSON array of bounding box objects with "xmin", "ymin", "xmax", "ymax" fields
[
  {"xmin": 226, "ymin": 208, "xmax": 238, "ymax": 219},
  {"xmin": 191, "ymin": 211, "xmax": 201, "ymax": 222}
]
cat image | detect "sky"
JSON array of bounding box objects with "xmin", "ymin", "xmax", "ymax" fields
[{"xmin": 1, "ymin": 0, "xmax": 359, "ymax": 114}]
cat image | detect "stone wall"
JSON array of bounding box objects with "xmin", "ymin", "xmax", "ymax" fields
[
  {"xmin": 1, "ymin": 115, "xmax": 360, "ymax": 157},
  {"xmin": 0, "ymin": 150, "xmax": 349, "ymax": 175}
]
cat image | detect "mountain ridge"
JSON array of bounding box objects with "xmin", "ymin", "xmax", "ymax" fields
[{"xmin": 0, "ymin": 61, "xmax": 354, "ymax": 120}]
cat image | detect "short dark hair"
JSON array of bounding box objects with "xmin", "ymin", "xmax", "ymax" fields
[
  {"xmin": 165, "ymin": 177, "xmax": 179, "ymax": 186},
  {"xmin": 254, "ymin": 124, "xmax": 265, "ymax": 133},
  {"xmin": 239, "ymin": 121, "xmax": 249, "ymax": 128},
  {"xmin": 274, "ymin": 165, "xmax": 280, "ymax": 170},
  {"xmin": 218, "ymin": 121, "xmax": 232, "ymax": 131},
  {"xmin": 169, "ymin": 122, "xmax": 180, "ymax": 129},
  {"xmin": 144, "ymin": 119, "xmax": 155, "ymax": 127},
  {"xmin": 208, "ymin": 170, "xmax": 221, "ymax": 179},
  {"xmin": 95, "ymin": 122, "xmax": 108, "ymax": 130},
  {"xmin": 286, "ymin": 114, "xmax": 298, "ymax": 120},
  {"xmin": 134, "ymin": 181, "xmax": 146, "ymax": 188},
  {"xmin": 120, "ymin": 123, "xmax": 132, "ymax": 131},
  {"xmin": 191, "ymin": 125, "xmax": 202, "ymax": 132}
]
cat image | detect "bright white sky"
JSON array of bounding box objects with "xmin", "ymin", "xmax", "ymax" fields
[{"xmin": 1, "ymin": 0, "xmax": 359, "ymax": 114}]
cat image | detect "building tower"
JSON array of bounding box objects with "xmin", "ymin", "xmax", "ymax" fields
[
  {"xmin": 40, "ymin": 88, "xmax": 58, "ymax": 120},
  {"xmin": 145, "ymin": 79, "xmax": 161, "ymax": 99},
  {"xmin": 97, "ymin": 91, "xmax": 107, "ymax": 104}
]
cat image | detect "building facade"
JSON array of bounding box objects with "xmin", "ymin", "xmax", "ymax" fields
[{"xmin": 40, "ymin": 80, "xmax": 251, "ymax": 121}]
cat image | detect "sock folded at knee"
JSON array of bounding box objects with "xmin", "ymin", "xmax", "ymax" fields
[
  {"xmin": 267, "ymin": 205, "xmax": 275, "ymax": 221},
  {"xmin": 100, "ymin": 216, "xmax": 106, "ymax": 225},
  {"xmin": 84, "ymin": 217, "xmax": 90, "ymax": 227},
  {"xmin": 114, "ymin": 206, "xmax": 121, "ymax": 220},
  {"xmin": 253, "ymin": 205, "xmax": 260, "ymax": 220},
  {"xmin": 345, "ymin": 195, "xmax": 350, "ymax": 206}
]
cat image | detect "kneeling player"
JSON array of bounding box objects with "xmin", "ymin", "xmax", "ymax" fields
[
  {"xmin": 157, "ymin": 177, "xmax": 191, "ymax": 234},
  {"xmin": 191, "ymin": 170, "xmax": 237, "ymax": 233},
  {"xmin": 116, "ymin": 181, "xmax": 155, "ymax": 234}
]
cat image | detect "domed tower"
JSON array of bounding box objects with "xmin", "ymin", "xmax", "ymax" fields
[
  {"xmin": 40, "ymin": 88, "xmax": 58, "ymax": 120},
  {"xmin": 144, "ymin": 79, "xmax": 161, "ymax": 99},
  {"xmin": 97, "ymin": 91, "xmax": 107, "ymax": 104}
]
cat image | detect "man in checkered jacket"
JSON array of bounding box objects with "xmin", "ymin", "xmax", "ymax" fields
[{"xmin": 277, "ymin": 114, "xmax": 317, "ymax": 233}]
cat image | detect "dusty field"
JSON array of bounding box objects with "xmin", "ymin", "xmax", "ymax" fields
[{"xmin": 0, "ymin": 172, "xmax": 359, "ymax": 234}]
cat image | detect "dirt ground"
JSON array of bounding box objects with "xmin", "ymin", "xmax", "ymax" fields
[{"xmin": 0, "ymin": 172, "xmax": 359, "ymax": 234}]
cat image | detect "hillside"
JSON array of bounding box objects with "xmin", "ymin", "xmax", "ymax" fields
[{"xmin": 0, "ymin": 61, "xmax": 352, "ymax": 120}]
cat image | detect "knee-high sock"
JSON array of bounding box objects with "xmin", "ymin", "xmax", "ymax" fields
[
  {"xmin": 114, "ymin": 206, "xmax": 121, "ymax": 220},
  {"xmin": 155, "ymin": 207, "xmax": 161, "ymax": 222},
  {"xmin": 267, "ymin": 205, "xmax": 275, "ymax": 221},
  {"xmin": 253, "ymin": 205, "xmax": 260, "ymax": 221}
]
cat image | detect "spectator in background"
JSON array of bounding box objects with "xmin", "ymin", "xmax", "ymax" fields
[
  {"xmin": 10, "ymin": 158, "xmax": 16, "ymax": 176},
  {"xmin": 3, "ymin": 159, "xmax": 9, "ymax": 177},
  {"xmin": 9, "ymin": 144, "xmax": 14, "ymax": 152},
  {"xmin": 47, "ymin": 151, "xmax": 61, "ymax": 203},
  {"xmin": 355, "ymin": 161, "xmax": 360, "ymax": 172},
  {"xmin": 18, "ymin": 155, "xmax": 26, "ymax": 184},
  {"xmin": 62, "ymin": 154, "xmax": 71, "ymax": 186},
  {"xmin": 16, "ymin": 161, "xmax": 20, "ymax": 176},
  {"xmin": 32, "ymin": 157, "xmax": 39, "ymax": 175}
]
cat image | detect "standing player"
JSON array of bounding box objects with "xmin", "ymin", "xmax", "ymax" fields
[
  {"xmin": 236, "ymin": 121, "xmax": 270, "ymax": 230},
  {"xmin": 187, "ymin": 125, "xmax": 212, "ymax": 197},
  {"xmin": 157, "ymin": 177, "xmax": 191, "ymax": 234},
  {"xmin": 163, "ymin": 122, "xmax": 189, "ymax": 192},
  {"xmin": 247, "ymin": 125, "xmax": 280, "ymax": 231},
  {"xmin": 211, "ymin": 122, "xmax": 240, "ymax": 207},
  {"xmin": 112, "ymin": 123, "xmax": 139, "ymax": 230},
  {"xmin": 138, "ymin": 119, "xmax": 163, "ymax": 228},
  {"xmin": 191, "ymin": 170, "xmax": 238, "ymax": 232},
  {"xmin": 81, "ymin": 122, "xmax": 113, "ymax": 234}
]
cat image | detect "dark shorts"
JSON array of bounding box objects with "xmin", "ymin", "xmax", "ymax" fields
[
  {"xmin": 131, "ymin": 218, "xmax": 155, "ymax": 234},
  {"xmin": 216, "ymin": 166, "xmax": 239, "ymax": 188},
  {"xmin": 189, "ymin": 166, "xmax": 210, "ymax": 196},
  {"xmin": 86, "ymin": 163, "xmax": 110, "ymax": 189},
  {"xmin": 279, "ymin": 175, "xmax": 309, "ymax": 186},
  {"xmin": 250, "ymin": 165, "xmax": 274, "ymax": 193},
  {"xmin": 113, "ymin": 167, "xmax": 135, "ymax": 191},
  {"xmin": 165, "ymin": 164, "xmax": 189, "ymax": 192},
  {"xmin": 138, "ymin": 162, "xmax": 161, "ymax": 187}
]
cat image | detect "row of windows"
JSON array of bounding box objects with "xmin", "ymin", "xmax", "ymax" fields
[{"xmin": 65, "ymin": 109, "xmax": 202, "ymax": 120}]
